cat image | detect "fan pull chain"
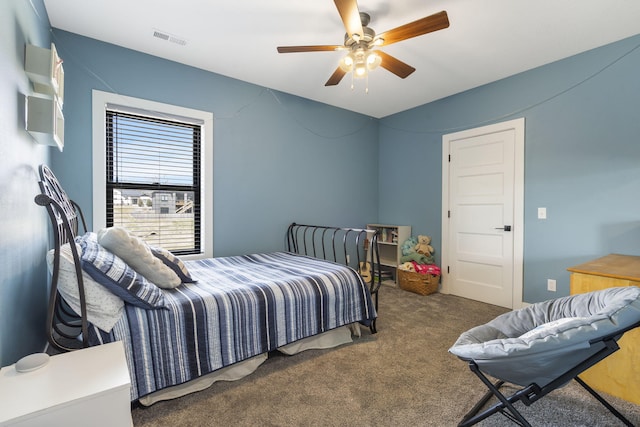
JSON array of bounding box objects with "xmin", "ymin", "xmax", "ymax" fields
[{"xmin": 350, "ymin": 71, "xmax": 355, "ymax": 91}]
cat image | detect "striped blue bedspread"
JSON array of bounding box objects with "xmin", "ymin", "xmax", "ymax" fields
[{"xmin": 89, "ymin": 252, "xmax": 376, "ymax": 400}]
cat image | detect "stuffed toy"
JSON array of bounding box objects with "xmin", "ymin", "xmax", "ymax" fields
[
  {"xmin": 423, "ymin": 264, "xmax": 441, "ymax": 275},
  {"xmin": 413, "ymin": 263, "xmax": 441, "ymax": 275},
  {"xmin": 400, "ymin": 252, "xmax": 434, "ymax": 265},
  {"xmin": 413, "ymin": 263, "xmax": 431, "ymax": 275},
  {"xmin": 414, "ymin": 235, "xmax": 434, "ymax": 257},
  {"xmin": 401, "ymin": 237, "xmax": 418, "ymax": 256},
  {"xmin": 400, "ymin": 262, "xmax": 415, "ymax": 272}
]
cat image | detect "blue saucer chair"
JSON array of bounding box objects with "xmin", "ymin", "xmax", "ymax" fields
[{"xmin": 449, "ymin": 286, "xmax": 640, "ymax": 426}]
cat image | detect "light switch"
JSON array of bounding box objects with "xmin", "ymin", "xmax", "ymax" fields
[{"xmin": 538, "ymin": 207, "xmax": 547, "ymax": 219}]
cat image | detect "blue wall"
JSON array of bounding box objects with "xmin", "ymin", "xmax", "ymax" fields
[
  {"xmin": 3, "ymin": 3, "xmax": 640, "ymax": 365},
  {"xmin": 380, "ymin": 34, "xmax": 640, "ymax": 303},
  {"xmin": 0, "ymin": 0, "xmax": 52, "ymax": 366},
  {"xmin": 49, "ymin": 30, "xmax": 380, "ymax": 257}
]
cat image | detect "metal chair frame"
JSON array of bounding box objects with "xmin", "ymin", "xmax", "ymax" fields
[{"xmin": 458, "ymin": 320, "xmax": 640, "ymax": 427}]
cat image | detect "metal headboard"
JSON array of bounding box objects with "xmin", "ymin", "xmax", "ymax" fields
[
  {"xmin": 286, "ymin": 222, "xmax": 381, "ymax": 332},
  {"xmin": 35, "ymin": 164, "xmax": 89, "ymax": 351}
]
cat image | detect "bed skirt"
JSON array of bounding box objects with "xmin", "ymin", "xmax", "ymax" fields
[{"xmin": 138, "ymin": 325, "xmax": 355, "ymax": 406}]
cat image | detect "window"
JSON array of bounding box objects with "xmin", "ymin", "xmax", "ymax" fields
[
  {"xmin": 93, "ymin": 91, "xmax": 213, "ymax": 259},
  {"xmin": 106, "ymin": 110, "xmax": 201, "ymax": 254}
]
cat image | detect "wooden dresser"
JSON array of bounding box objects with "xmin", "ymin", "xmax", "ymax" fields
[{"xmin": 567, "ymin": 253, "xmax": 640, "ymax": 405}]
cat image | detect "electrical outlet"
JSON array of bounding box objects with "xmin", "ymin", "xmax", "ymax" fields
[
  {"xmin": 538, "ymin": 207, "xmax": 547, "ymax": 219},
  {"xmin": 547, "ymin": 279, "xmax": 556, "ymax": 292}
]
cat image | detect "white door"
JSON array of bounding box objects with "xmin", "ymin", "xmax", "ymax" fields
[{"xmin": 441, "ymin": 118, "xmax": 524, "ymax": 309}]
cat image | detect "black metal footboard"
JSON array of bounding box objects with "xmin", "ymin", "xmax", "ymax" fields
[{"xmin": 286, "ymin": 222, "xmax": 381, "ymax": 333}]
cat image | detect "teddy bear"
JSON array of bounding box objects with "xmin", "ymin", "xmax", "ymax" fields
[{"xmin": 414, "ymin": 235, "xmax": 434, "ymax": 257}]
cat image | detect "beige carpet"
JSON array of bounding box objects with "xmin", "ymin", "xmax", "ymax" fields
[{"xmin": 131, "ymin": 286, "xmax": 640, "ymax": 426}]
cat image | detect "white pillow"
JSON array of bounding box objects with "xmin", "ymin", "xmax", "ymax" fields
[
  {"xmin": 47, "ymin": 244, "xmax": 124, "ymax": 332},
  {"xmin": 98, "ymin": 227, "xmax": 181, "ymax": 289}
]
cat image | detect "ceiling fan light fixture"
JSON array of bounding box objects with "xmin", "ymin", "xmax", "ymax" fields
[
  {"xmin": 352, "ymin": 48, "xmax": 369, "ymax": 78},
  {"xmin": 340, "ymin": 47, "xmax": 376, "ymax": 83},
  {"xmin": 276, "ymin": 4, "xmax": 450, "ymax": 90},
  {"xmin": 366, "ymin": 51, "xmax": 381, "ymax": 70},
  {"xmin": 339, "ymin": 53, "xmax": 355, "ymax": 72}
]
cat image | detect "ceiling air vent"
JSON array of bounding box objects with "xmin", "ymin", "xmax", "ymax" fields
[
  {"xmin": 152, "ymin": 29, "xmax": 187, "ymax": 46},
  {"xmin": 153, "ymin": 30, "xmax": 169, "ymax": 41}
]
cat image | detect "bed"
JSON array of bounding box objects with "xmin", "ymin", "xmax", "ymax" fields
[{"xmin": 35, "ymin": 164, "xmax": 379, "ymax": 404}]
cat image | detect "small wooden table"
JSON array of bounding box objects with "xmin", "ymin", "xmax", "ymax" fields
[{"xmin": 568, "ymin": 254, "xmax": 640, "ymax": 405}]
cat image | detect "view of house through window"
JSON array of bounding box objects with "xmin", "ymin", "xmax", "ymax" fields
[{"xmin": 106, "ymin": 110, "xmax": 202, "ymax": 255}]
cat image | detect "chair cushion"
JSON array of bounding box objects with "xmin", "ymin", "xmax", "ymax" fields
[{"xmin": 449, "ymin": 286, "xmax": 640, "ymax": 387}]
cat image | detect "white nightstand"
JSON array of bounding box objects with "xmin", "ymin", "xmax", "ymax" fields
[{"xmin": 0, "ymin": 341, "xmax": 132, "ymax": 426}]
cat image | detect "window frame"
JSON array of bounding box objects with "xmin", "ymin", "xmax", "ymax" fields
[{"xmin": 92, "ymin": 90, "xmax": 213, "ymax": 259}]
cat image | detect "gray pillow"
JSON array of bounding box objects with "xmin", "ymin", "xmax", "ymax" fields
[
  {"xmin": 150, "ymin": 246, "xmax": 196, "ymax": 283},
  {"xmin": 78, "ymin": 232, "xmax": 165, "ymax": 309},
  {"xmin": 98, "ymin": 226, "xmax": 181, "ymax": 289}
]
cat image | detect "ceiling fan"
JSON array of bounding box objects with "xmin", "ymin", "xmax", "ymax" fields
[{"xmin": 276, "ymin": 0, "xmax": 450, "ymax": 87}]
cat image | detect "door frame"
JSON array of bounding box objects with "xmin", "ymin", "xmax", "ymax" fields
[{"xmin": 441, "ymin": 118, "xmax": 525, "ymax": 309}]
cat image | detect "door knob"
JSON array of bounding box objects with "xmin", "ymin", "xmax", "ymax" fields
[{"xmin": 494, "ymin": 225, "xmax": 512, "ymax": 231}]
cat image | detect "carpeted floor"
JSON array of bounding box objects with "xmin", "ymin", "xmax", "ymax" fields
[{"xmin": 131, "ymin": 286, "xmax": 640, "ymax": 426}]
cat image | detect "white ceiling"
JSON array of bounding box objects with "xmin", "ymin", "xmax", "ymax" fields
[{"xmin": 44, "ymin": 0, "xmax": 640, "ymax": 118}]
